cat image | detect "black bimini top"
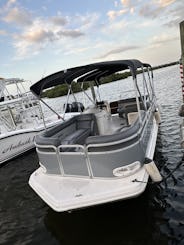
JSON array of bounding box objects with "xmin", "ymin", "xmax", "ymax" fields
[{"xmin": 30, "ymin": 59, "xmax": 151, "ymax": 97}]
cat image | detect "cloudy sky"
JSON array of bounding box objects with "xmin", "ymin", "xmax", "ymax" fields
[{"xmin": 0, "ymin": 0, "xmax": 183, "ymax": 82}]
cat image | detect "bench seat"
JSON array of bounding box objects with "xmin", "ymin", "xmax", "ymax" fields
[
  {"xmin": 35, "ymin": 113, "xmax": 98, "ymax": 147},
  {"xmin": 61, "ymin": 128, "xmax": 91, "ymax": 145}
]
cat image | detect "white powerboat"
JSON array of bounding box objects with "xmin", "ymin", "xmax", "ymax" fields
[
  {"xmin": 0, "ymin": 78, "xmax": 77, "ymax": 165},
  {"xmin": 29, "ymin": 59, "xmax": 161, "ymax": 212}
]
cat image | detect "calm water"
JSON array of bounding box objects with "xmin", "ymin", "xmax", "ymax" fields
[{"xmin": 0, "ymin": 65, "xmax": 184, "ymax": 245}]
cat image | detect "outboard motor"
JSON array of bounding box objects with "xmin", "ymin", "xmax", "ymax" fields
[
  {"xmin": 64, "ymin": 103, "xmax": 73, "ymax": 113},
  {"xmin": 0, "ymin": 96, "xmax": 4, "ymax": 102},
  {"xmin": 64, "ymin": 102, "xmax": 84, "ymax": 113},
  {"xmin": 96, "ymin": 101, "xmax": 106, "ymax": 110},
  {"xmin": 71, "ymin": 102, "xmax": 84, "ymax": 112}
]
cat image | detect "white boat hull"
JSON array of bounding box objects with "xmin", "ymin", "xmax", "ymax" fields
[
  {"xmin": 29, "ymin": 167, "xmax": 149, "ymax": 212},
  {"xmin": 0, "ymin": 113, "xmax": 77, "ymax": 165},
  {"xmin": 0, "ymin": 129, "xmax": 42, "ymax": 164}
]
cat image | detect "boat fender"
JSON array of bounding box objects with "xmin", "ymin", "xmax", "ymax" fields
[
  {"xmin": 144, "ymin": 158, "xmax": 162, "ymax": 182},
  {"xmin": 154, "ymin": 109, "xmax": 161, "ymax": 124},
  {"xmin": 179, "ymin": 104, "xmax": 184, "ymax": 117}
]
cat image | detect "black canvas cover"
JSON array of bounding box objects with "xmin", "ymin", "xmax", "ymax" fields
[{"xmin": 30, "ymin": 59, "xmax": 151, "ymax": 97}]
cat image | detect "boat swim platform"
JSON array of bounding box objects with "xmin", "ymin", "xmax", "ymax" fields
[{"xmin": 29, "ymin": 166, "xmax": 149, "ymax": 212}]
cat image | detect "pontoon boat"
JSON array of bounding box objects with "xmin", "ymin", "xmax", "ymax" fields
[{"xmin": 29, "ymin": 59, "xmax": 161, "ymax": 212}]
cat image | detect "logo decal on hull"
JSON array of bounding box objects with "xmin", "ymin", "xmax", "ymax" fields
[{"xmin": 2, "ymin": 136, "xmax": 35, "ymax": 154}]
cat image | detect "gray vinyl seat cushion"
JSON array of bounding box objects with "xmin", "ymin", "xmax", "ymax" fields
[
  {"xmin": 61, "ymin": 128, "xmax": 91, "ymax": 145},
  {"xmin": 35, "ymin": 113, "xmax": 98, "ymax": 147},
  {"xmin": 86, "ymin": 110, "xmax": 145, "ymax": 145}
]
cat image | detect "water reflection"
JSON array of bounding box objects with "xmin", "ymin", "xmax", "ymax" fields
[{"xmin": 45, "ymin": 191, "xmax": 169, "ymax": 245}]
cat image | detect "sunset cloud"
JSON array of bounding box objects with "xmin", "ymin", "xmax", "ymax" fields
[
  {"xmin": 97, "ymin": 45, "xmax": 140, "ymax": 59},
  {"xmin": 139, "ymin": 4, "xmax": 162, "ymax": 18},
  {"xmin": 6, "ymin": 0, "xmax": 16, "ymax": 8},
  {"xmin": 0, "ymin": 0, "xmax": 181, "ymax": 81},
  {"xmin": 158, "ymin": 0, "xmax": 176, "ymax": 7},
  {"xmin": 3, "ymin": 7, "xmax": 32, "ymax": 26},
  {"xmin": 0, "ymin": 29, "xmax": 8, "ymax": 35},
  {"xmin": 120, "ymin": 0, "xmax": 131, "ymax": 7},
  {"xmin": 107, "ymin": 9, "xmax": 127, "ymax": 20},
  {"xmin": 51, "ymin": 16, "xmax": 68, "ymax": 26},
  {"xmin": 9, "ymin": 13, "xmax": 87, "ymax": 58},
  {"xmin": 139, "ymin": 0, "xmax": 178, "ymax": 18},
  {"xmin": 151, "ymin": 34, "xmax": 178, "ymax": 45}
]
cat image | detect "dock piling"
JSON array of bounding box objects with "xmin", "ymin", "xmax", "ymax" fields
[{"xmin": 179, "ymin": 21, "xmax": 184, "ymax": 116}]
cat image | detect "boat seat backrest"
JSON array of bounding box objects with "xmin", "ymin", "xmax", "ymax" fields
[
  {"xmin": 61, "ymin": 128, "xmax": 91, "ymax": 145},
  {"xmin": 41, "ymin": 117, "xmax": 76, "ymax": 137},
  {"xmin": 124, "ymin": 101, "xmax": 149, "ymax": 113},
  {"xmin": 35, "ymin": 113, "xmax": 98, "ymax": 147},
  {"xmin": 86, "ymin": 110, "xmax": 145, "ymax": 146}
]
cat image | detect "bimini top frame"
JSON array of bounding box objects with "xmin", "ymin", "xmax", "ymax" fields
[{"xmin": 30, "ymin": 59, "xmax": 152, "ymax": 98}]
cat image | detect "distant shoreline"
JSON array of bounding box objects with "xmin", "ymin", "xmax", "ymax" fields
[{"xmin": 152, "ymin": 61, "xmax": 179, "ymax": 70}]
